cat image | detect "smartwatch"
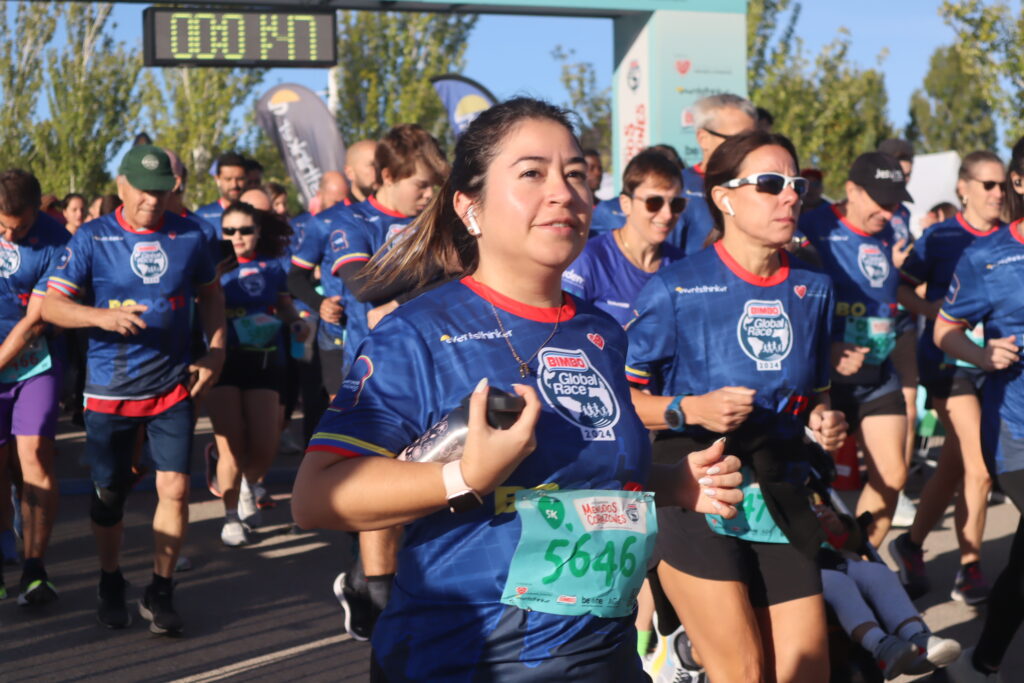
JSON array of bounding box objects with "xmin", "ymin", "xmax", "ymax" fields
[
  {"xmin": 664, "ymin": 395, "xmax": 687, "ymax": 432},
  {"xmin": 442, "ymin": 460, "xmax": 483, "ymax": 513}
]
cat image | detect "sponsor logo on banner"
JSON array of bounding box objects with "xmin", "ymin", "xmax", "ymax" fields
[
  {"xmin": 573, "ymin": 495, "xmax": 648, "ymax": 533},
  {"xmin": 238, "ymin": 267, "xmax": 265, "ymax": 296},
  {"xmin": 737, "ymin": 299, "xmax": 793, "ymax": 371},
  {"xmin": 627, "ymin": 60, "xmax": 640, "ymax": 92},
  {"xmin": 130, "ymin": 241, "xmax": 169, "ymax": 284},
  {"xmin": 0, "ymin": 240, "xmax": 21, "ymax": 277},
  {"xmin": 537, "ymin": 347, "xmax": 620, "ymax": 441},
  {"xmin": 857, "ymin": 243, "xmax": 890, "ymax": 288},
  {"xmin": 617, "ymin": 25, "xmax": 650, "ymax": 167}
]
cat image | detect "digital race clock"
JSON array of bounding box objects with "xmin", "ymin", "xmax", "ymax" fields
[{"xmin": 143, "ymin": 8, "xmax": 337, "ymax": 67}]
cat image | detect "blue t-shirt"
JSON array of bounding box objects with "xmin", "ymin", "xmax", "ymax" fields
[
  {"xmin": 562, "ymin": 231, "xmax": 685, "ymax": 327},
  {"xmin": 901, "ymin": 212, "xmax": 1003, "ymax": 377},
  {"xmin": 291, "ymin": 203, "xmax": 352, "ymax": 350},
  {"xmin": 49, "ymin": 207, "xmax": 216, "ymax": 400},
  {"xmin": 222, "ymin": 256, "xmax": 288, "ymax": 350},
  {"xmin": 589, "ymin": 198, "xmax": 625, "ymax": 234},
  {"xmin": 0, "ymin": 212, "xmax": 69, "ymax": 342},
  {"xmin": 884, "ymin": 204, "xmax": 914, "ymax": 246},
  {"xmin": 672, "ymin": 165, "xmax": 715, "ymax": 255},
  {"xmin": 284, "ymin": 212, "xmax": 315, "ymax": 316},
  {"xmin": 939, "ymin": 220, "xmax": 1024, "ymax": 466},
  {"xmin": 181, "ymin": 208, "xmax": 222, "ymax": 266},
  {"xmin": 625, "ymin": 242, "xmax": 833, "ymax": 439},
  {"xmin": 309, "ymin": 276, "xmax": 650, "ymax": 680},
  {"xmin": 195, "ymin": 199, "xmax": 227, "ymax": 232}
]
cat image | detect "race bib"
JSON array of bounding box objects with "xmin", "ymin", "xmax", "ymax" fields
[
  {"xmin": 705, "ymin": 468, "xmax": 788, "ymax": 544},
  {"xmin": 844, "ymin": 316, "xmax": 896, "ymax": 365},
  {"xmin": 944, "ymin": 323, "xmax": 984, "ymax": 368},
  {"xmin": 232, "ymin": 312, "xmax": 282, "ymax": 349},
  {"xmin": 501, "ymin": 489, "xmax": 656, "ymax": 618},
  {"xmin": 0, "ymin": 337, "xmax": 52, "ymax": 384}
]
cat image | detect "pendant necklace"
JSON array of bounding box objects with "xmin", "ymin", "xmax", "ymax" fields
[{"xmin": 488, "ymin": 297, "xmax": 562, "ymax": 378}]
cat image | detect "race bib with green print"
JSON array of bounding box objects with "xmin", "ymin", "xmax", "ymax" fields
[
  {"xmin": 0, "ymin": 338, "xmax": 51, "ymax": 384},
  {"xmin": 706, "ymin": 468, "xmax": 788, "ymax": 544},
  {"xmin": 844, "ymin": 316, "xmax": 896, "ymax": 365},
  {"xmin": 944, "ymin": 323, "xmax": 985, "ymax": 368},
  {"xmin": 232, "ymin": 312, "xmax": 282, "ymax": 349}
]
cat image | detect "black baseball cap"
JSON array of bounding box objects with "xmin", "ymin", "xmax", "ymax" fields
[
  {"xmin": 118, "ymin": 145, "xmax": 175, "ymax": 192},
  {"xmin": 849, "ymin": 152, "xmax": 913, "ymax": 207},
  {"xmin": 877, "ymin": 138, "xmax": 914, "ymax": 163}
]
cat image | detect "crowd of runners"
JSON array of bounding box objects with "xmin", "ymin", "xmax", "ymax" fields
[{"xmin": 0, "ymin": 92, "xmax": 1022, "ymax": 683}]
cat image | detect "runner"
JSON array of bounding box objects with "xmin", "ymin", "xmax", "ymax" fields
[
  {"xmin": 42, "ymin": 145, "xmax": 226, "ymax": 634},
  {"xmin": 196, "ymin": 152, "xmax": 248, "ymax": 230},
  {"xmin": 208, "ymin": 202, "xmax": 307, "ymax": 546},
  {"xmin": 0, "ymin": 169, "xmax": 70, "ymax": 606},
  {"xmin": 292, "ymin": 97, "xmax": 742, "ymax": 681},
  {"xmin": 674, "ymin": 94, "xmax": 757, "ymax": 254},
  {"xmin": 799, "ymin": 152, "xmax": 912, "ymax": 548},
  {"xmin": 942, "ymin": 144, "xmax": 1024, "ymax": 682},
  {"xmin": 61, "ymin": 193, "xmax": 87, "ymax": 235},
  {"xmin": 626, "ymin": 130, "xmax": 847, "ymax": 682},
  {"xmin": 344, "ymin": 140, "xmax": 379, "ymax": 205},
  {"xmin": 890, "ymin": 151, "xmax": 1006, "ymax": 604}
]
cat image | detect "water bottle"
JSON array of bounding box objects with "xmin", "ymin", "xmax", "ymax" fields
[{"xmin": 398, "ymin": 387, "xmax": 526, "ymax": 463}]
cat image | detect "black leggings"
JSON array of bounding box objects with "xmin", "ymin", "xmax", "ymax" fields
[{"xmin": 976, "ymin": 468, "xmax": 1024, "ymax": 669}]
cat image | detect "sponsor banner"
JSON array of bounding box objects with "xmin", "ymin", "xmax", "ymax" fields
[{"xmin": 430, "ymin": 74, "xmax": 497, "ymax": 138}]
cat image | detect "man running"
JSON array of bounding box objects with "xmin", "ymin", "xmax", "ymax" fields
[
  {"xmin": 42, "ymin": 146, "xmax": 226, "ymax": 634},
  {"xmin": 0, "ymin": 169, "xmax": 70, "ymax": 605},
  {"xmin": 196, "ymin": 152, "xmax": 248, "ymax": 230}
]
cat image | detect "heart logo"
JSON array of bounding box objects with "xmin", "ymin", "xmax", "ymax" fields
[
  {"xmin": 538, "ymin": 495, "xmax": 565, "ymax": 530},
  {"xmin": 794, "ymin": 285, "xmax": 807, "ymax": 299},
  {"xmin": 587, "ymin": 332, "xmax": 605, "ymax": 350},
  {"xmin": 515, "ymin": 586, "xmax": 528, "ymax": 595},
  {"xmin": 682, "ymin": 109, "xmax": 695, "ymax": 126},
  {"xmin": 675, "ymin": 59, "xmax": 691, "ymax": 75}
]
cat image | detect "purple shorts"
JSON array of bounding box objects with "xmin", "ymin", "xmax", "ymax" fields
[{"xmin": 0, "ymin": 367, "xmax": 61, "ymax": 444}]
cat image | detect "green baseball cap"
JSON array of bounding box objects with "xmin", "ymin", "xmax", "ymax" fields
[{"xmin": 118, "ymin": 145, "xmax": 175, "ymax": 192}]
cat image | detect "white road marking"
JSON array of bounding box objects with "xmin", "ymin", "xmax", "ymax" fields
[{"xmin": 170, "ymin": 633, "xmax": 352, "ymax": 682}]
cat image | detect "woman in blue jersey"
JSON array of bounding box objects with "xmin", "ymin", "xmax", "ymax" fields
[
  {"xmin": 889, "ymin": 152, "xmax": 1006, "ymax": 605},
  {"xmin": 626, "ymin": 131, "xmax": 849, "ymax": 683},
  {"xmin": 562, "ymin": 150, "xmax": 685, "ymax": 327},
  {"xmin": 292, "ymin": 98, "xmax": 743, "ymax": 682},
  {"xmin": 208, "ymin": 202, "xmax": 308, "ymax": 546}
]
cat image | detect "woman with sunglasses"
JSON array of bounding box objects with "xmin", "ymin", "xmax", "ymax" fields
[
  {"xmin": 797, "ymin": 152, "xmax": 913, "ymax": 550},
  {"xmin": 626, "ymin": 130, "xmax": 848, "ymax": 682},
  {"xmin": 208, "ymin": 202, "xmax": 309, "ymax": 546},
  {"xmin": 889, "ymin": 151, "xmax": 1007, "ymax": 606},
  {"xmin": 562, "ymin": 150, "xmax": 685, "ymax": 328}
]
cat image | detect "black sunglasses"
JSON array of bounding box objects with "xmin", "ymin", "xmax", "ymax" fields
[
  {"xmin": 721, "ymin": 172, "xmax": 810, "ymax": 197},
  {"xmin": 628, "ymin": 194, "xmax": 687, "ymax": 214},
  {"xmin": 222, "ymin": 226, "xmax": 256, "ymax": 236},
  {"xmin": 971, "ymin": 178, "xmax": 1003, "ymax": 191},
  {"xmin": 703, "ymin": 127, "xmax": 736, "ymax": 140}
]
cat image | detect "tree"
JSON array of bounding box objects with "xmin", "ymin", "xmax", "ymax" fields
[
  {"xmin": 332, "ymin": 11, "xmax": 477, "ymax": 146},
  {"xmin": 551, "ymin": 46, "xmax": 611, "ymax": 165},
  {"xmin": 905, "ymin": 45, "xmax": 997, "ymax": 155},
  {"xmin": 29, "ymin": 3, "xmax": 143, "ymax": 197}
]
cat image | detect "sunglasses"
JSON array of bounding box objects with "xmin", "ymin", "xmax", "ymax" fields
[
  {"xmin": 721, "ymin": 172, "xmax": 809, "ymax": 197},
  {"xmin": 222, "ymin": 226, "xmax": 256, "ymax": 236},
  {"xmin": 971, "ymin": 178, "xmax": 1003, "ymax": 191},
  {"xmin": 703, "ymin": 127, "xmax": 736, "ymax": 140},
  {"xmin": 628, "ymin": 194, "xmax": 687, "ymax": 214}
]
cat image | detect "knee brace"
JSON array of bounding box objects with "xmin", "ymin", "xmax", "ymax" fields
[{"xmin": 90, "ymin": 483, "xmax": 129, "ymax": 527}]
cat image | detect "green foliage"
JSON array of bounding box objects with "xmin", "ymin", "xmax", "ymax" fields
[
  {"xmin": 332, "ymin": 11, "xmax": 477, "ymax": 147},
  {"xmin": 551, "ymin": 46, "xmax": 611, "ymax": 167}
]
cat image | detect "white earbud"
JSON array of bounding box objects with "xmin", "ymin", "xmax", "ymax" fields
[
  {"xmin": 723, "ymin": 196, "xmax": 736, "ymax": 217},
  {"xmin": 466, "ymin": 206, "xmax": 482, "ymax": 236}
]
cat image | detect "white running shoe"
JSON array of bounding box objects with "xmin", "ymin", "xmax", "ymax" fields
[
  {"xmin": 892, "ymin": 491, "xmax": 917, "ymax": 528},
  {"xmin": 905, "ymin": 632, "xmax": 962, "ymax": 674},
  {"xmin": 238, "ymin": 478, "xmax": 263, "ymax": 528},
  {"xmin": 221, "ymin": 517, "xmax": 251, "ymax": 547}
]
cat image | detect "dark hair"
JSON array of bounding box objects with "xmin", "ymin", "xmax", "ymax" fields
[
  {"xmin": 1006, "ymin": 137, "xmax": 1024, "ymax": 222},
  {"xmin": 245, "ymin": 159, "xmax": 264, "ymax": 174},
  {"xmin": 374, "ymin": 124, "xmax": 449, "ymax": 187},
  {"xmin": 703, "ymin": 130, "xmax": 800, "ymax": 241},
  {"xmin": 755, "ymin": 106, "xmax": 774, "ymax": 127},
  {"xmin": 621, "ymin": 151, "xmax": 683, "ymax": 196},
  {"xmin": 216, "ymin": 152, "xmax": 247, "ymax": 174},
  {"xmin": 644, "ymin": 144, "xmax": 685, "ymax": 171},
  {"xmin": 582, "ymin": 148, "xmax": 601, "ymax": 159},
  {"xmin": 957, "ymin": 150, "xmax": 1003, "ymax": 204},
  {"xmin": 222, "ymin": 201, "xmax": 291, "ymax": 259},
  {"xmin": 929, "ymin": 202, "xmax": 959, "ymax": 223},
  {"xmin": 97, "ymin": 194, "xmax": 122, "ymax": 216},
  {"xmin": 0, "ymin": 169, "xmax": 42, "ymax": 215},
  {"xmin": 266, "ymin": 182, "xmax": 287, "ymax": 200},
  {"xmin": 360, "ymin": 98, "xmax": 579, "ymax": 293},
  {"xmin": 62, "ymin": 193, "xmax": 86, "ymax": 208}
]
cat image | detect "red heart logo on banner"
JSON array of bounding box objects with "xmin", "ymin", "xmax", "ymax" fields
[
  {"xmin": 683, "ymin": 109, "xmax": 695, "ymax": 126},
  {"xmin": 587, "ymin": 333, "xmax": 605, "ymax": 350},
  {"xmin": 516, "ymin": 586, "xmax": 528, "ymax": 595},
  {"xmin": 794, "ymin": 285, "xmax": 807, "ymax": 299},
  {"xmin": 676, "ymin": 59, "xmax": 692, "ymax": 75}
]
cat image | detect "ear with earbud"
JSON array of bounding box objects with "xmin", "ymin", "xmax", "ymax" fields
[
  {"xmin": 466, "ymin": 205, "xmax": 482, "ymax": 236},
  {"xmin": 723, "ymin": 196, "xmax": 736, "ymax": 217}
]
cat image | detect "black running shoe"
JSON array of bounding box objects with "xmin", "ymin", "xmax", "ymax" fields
[
  {"xmin": 139, "ymin": 583, "xmax": 184, "ymax": 635},
  {"xmin": 332, "ymin": 571, "xmax": 374, "ymax": 641},
  {"xmin": 97, "ymin": 573, "xmax": 131, "ymax": 629},
  {"xmin": 18, "ymin": 571, "xmax": 58, "ymax": 606}
]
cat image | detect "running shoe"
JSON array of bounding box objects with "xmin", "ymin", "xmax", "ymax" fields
[
  {"xmin": 888, "ymin": 532, "xmax": 929, "ymax": 599},
  {"xmin": 951, "ymin": 563, "xmax": 990, "ymax": 605},
  {"xmin": 18, "ymin": 574, "xmax": 58, "ymax": 606},
  {"xmin": 892, "ymin": 491, "xmax": 917, "ymax": 528},
  {"xmin": 1, "ymin": 528, "xmax": 19, "ymax": 566},
  {"xmin": 139, "ymin": 583, "xmax": 184, "ymax": 635},
  {"xmin": 97, "ymin": 572, "xmax": 131, "ymax": 629},
  {"xmin": 221, "ymin": 517, "xmax": 251, "ymax": 547},
  {"xmin": 251, "ymin": 480, "xmax": 277, "ymax": 510},
  {"xmin": 648, "ymin": 626, "xmax": 706, "ymax": 683},
  {"xmin": 204, "ymin": 442, "xmax": 221, "ymax": 498},
  {"xmin": 332, "ymin": 571, "xmax": 374, "ymax": 641},
  {"xmin": 874, "ymin": 634, "xmax": 919, "ymax": 681},
  {"xmin": 947, "ymin": 648, "xmax": 1004, "ymax": 682},
  {"xmin": 175, "ymin": 556, "xmax": 193, "ymax": 572},
  {"xmin": 238, "ymin": 478, "xmax": 262, "ymax": 527},
  {"xmin": 0, "ymin": 582, "xmax": 6, "ymax": 600},
  {"xmin": 904, "ymin": 632, "xmax": 962, "ymax": 674}
]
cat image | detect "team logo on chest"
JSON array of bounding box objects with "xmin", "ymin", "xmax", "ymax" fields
[
  {"xmin": 537, "ymin": 347, "xmax": 620, "ymax": 441},
  {"xmin": 130, "ymin": 241, "xmax": 169, "ymax": 284},
  {"xmin": 737, "ymin": 299, "xmax": 793, "ymax": 371},
  {"xmin": 857, "ymin": 243, "xmax": 889, "ymax": 288},
  {"xmin": 0, "ymin": 240, "xmax": 21, "ymax": 278},
  {"xmin": 238, "ymin": 267, "xmax": 265, "ymax": 296}
]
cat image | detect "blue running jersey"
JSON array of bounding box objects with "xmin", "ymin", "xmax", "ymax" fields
[
  {"xmin": 308, "ymin": 276, "xmax": 650, "ymax": 681},
  {"xmin": 181, "ymin": 208, "xmax": 222, "ymax": 265},
  {"xmin": 48, "ymin": 207, "xmax": 216, "ymax": 400},
  {"xmin": 285, "ymin": 212, "xmax": 315, "ymax": 315},
  {"xmin": 625, "ymin": 242, "xmax": 833, "ymax": 439},
  {"xmin": 562, "ymin": 231, "xmax": 684, "ymax": 327},
  {"xmin": 939, "ymin": 220, "xmax": 1024, "ymax": 466},
  {"xmin": 672, "ymin": 164, "xmax": 715, "ymax": 255},
  {"xmin": 194, "ymin": 199, "xmax": 227, "ymax": 232},
  {"xmin": 290, "ymin": 203, "xmax": 352, "ymax": 350},
  {"xmin": 0, "ymin": 212, "xmax": 69, "ymax": 342},
  {"xmin": 222, "ymin": 256, "xmax": 288, "ymax": 350},
  {"xmin": 590, "ymin": 198, "xmax": 626, "ymax": 233},
  {"xmin": 901, "ymin": 212, "xmax": 1003, "ymax": 376},
  {"xmin": 884, "ymin": 203, "xmax": 914, "ymax": 246}
]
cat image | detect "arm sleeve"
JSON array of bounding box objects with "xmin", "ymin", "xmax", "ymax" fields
[
  {"xmin": 938, "ymin": 250, "xmax": 992, "ymax": 328},
  {"xmin": 288, "ymin": 264, "xmax": 324, "ymax": 311},
  {"xmin": 899, "ymin": 237, "xmax": 928, "ymax": 286},
  {"xmin": 47, "ymin": 230, "xmax": 92, "ymax": 298},
  {"xmin": 624, "ymin": 275, "xmax": 678, "ymax": 387},
  {"xmin": 561, "ymin": 250, "xmax": 594, "ymax": 300},
  {"xmin": 814, "ymin": 283, "xmax": 836, "ymax": 391},
  {"xmin": 290, "ymin": 216, "xmax": 326, "ymax": 271}
]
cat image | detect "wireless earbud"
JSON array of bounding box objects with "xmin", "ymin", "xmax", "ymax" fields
[
  {"xmin": 723, "ymin": 196, "xmax": 736, "ymax": 217},
  {"xmin": 466, "ymin": 206, "xmax": 482, "ymax": 236}
]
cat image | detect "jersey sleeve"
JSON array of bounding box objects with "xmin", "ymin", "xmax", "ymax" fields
[
  {"xmin": 307, "ymin": 315, "xmax": 439, "ymax": 458},
  {"xmin": 899, "ymin": 235, "xmax": 929, "ymax": 286},
  {"xmin": 47, "ymin": 229, "xmax": 92, "ymax": 298},
  {"xmin": 291, "ymin": 216, "xmax": 326, "ymax": 270},
  {"xmin": 561, "ymin": 250, "xmax": 594, "ymax": 300},
  {"xmin": 814, "ymin": 282, "xmax": 836, "ymax": 392},
  {"xmin": 624, "ymin": 275, "xmax": 677, "ymax": 387},
  {"xmin": 329, "ymin": 213, "xmax": 374, "ymax": 276},
  {"xmin": 192, "ymin": 233, "xmax": 218, "ymax": 287},
  {"xmin": 938, "ymin": 249, "xmax": 992, "ymax": 329}
]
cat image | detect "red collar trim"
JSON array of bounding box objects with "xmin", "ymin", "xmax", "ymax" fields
[
  {"xmin": 462, "ymin": 276, "xmax": 576, "ymax": 323},
  {"xmin": 343, "ymin": 197, "xmax": 352, "ymax": 206},
  {"xmin": 369, "ymin": 195, "xmax": 408, "ymax": 219},
  {"xmin": 693, "ymin": 162, "xmax": 705, "ymax": 177},
  {"xmin": 1010, "ymin": 219, "xmax": 1024, "ymax": 245},
  {"xmin": 831, "ymin": 204, "xmax": 871, "ymax": 237},
  {"xmin": 956, "ymin": 212, "xmax": 998, "ymax": 237},
  {"xmin": 219, "ymin": 198, "xmax": 231, "ymax": 210},
  {"xmin": 714, "ymin": 241, "xmax": 789, "ymax": 287},
  {"xmin": 237, "ymin": 255, "xmax": 257, "ymax": 264},
  {"xmin": 115, "ymin": 206, "xmax": 163, "ymax": 235}
]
